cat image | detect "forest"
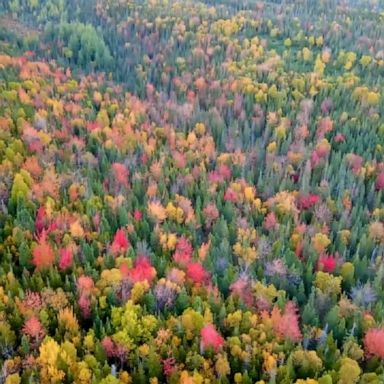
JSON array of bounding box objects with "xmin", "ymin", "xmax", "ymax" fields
[{"xmin": 0, "ymin": 0, "xmax": 384, "ymax": 383}]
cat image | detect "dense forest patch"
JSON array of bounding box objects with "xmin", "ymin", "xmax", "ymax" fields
[{"xmin": 0, "ymin": 1, "xmax": 383, "ymax": 383}]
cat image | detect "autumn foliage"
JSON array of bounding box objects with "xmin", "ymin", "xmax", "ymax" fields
[
  {"xmin": 32, "ymin": 231, "xmax": 55, "ymax": 270},
  {"xmin": 0, "ymin": 0, "xmax": 384, "ymax": 382}
]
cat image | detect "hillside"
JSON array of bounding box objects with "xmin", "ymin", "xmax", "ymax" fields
[{"xmin": 0, "ymin": 1, "xmax": 384, "ymax": 383}]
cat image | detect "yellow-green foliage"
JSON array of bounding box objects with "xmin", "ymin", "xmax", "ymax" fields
[
  {"xmin": 315, "ymin": 272, "xmax": 342, "ymax": 296},
  {"xmin": 292, "ymin": 349, "xmax": 323, "ymax": 378},
  {"xmin": 338, "ymin": 357, "xmax": 361, "ymax": 384}
]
